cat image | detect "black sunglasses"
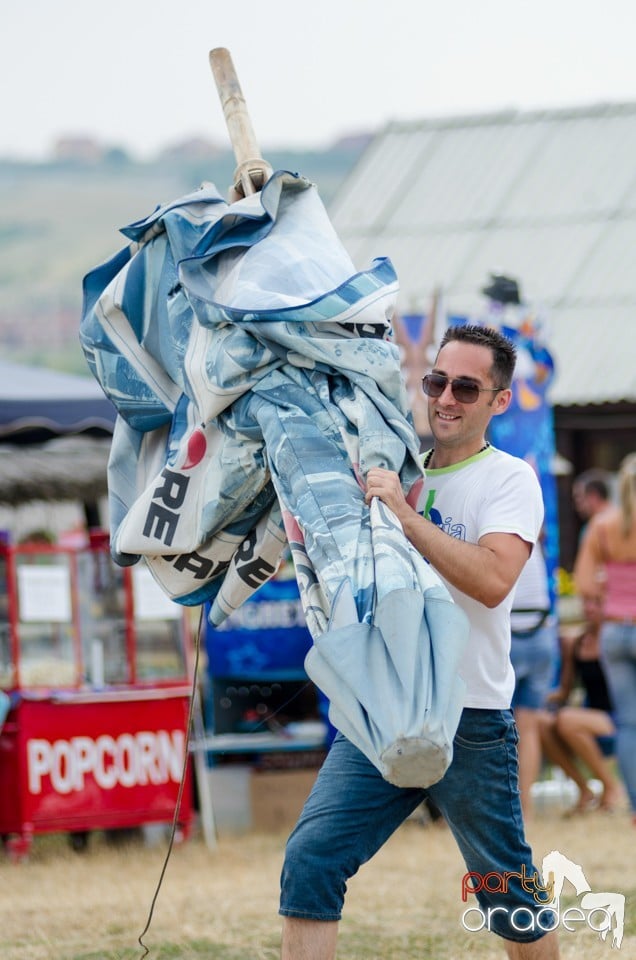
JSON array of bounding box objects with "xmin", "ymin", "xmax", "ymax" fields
[{"xmin": 422, "ymin": 373, "xmax": 503, "ymax": 404}]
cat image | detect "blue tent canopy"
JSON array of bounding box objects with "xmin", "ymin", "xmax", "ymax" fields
[{"xmin": 0, "ymin": 360, "xmax": 116, "ymax": 443}]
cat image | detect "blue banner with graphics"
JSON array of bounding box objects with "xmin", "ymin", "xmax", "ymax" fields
[
  {"xmin": 204, "ymin": 572, "xmax": 336, "ymax": 743},
  {"xmin": 204, "ymin": 575, "xmax": 313, "ymax": 679},
  {"xmin": 448, "ymin": 311, "xmax": 559, "ymax": 607}
]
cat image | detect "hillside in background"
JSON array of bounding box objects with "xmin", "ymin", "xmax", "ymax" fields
[{"xmin": 0, "ymin": 137, "xmax": 369, "ymax": 374}]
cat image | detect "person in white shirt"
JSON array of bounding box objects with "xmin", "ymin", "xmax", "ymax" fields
[
  {"xmin": 509, "ymin": 543, "xmax": 558, "ymax": 817},
  {"xmin": 279, "ymin": 324, "xmax": 559, "ymax": 960}
]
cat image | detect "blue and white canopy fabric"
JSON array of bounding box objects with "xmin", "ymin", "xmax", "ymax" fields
[{"xmin": 80, "ymin": 170, "xmax": 468, "ymax": 787}]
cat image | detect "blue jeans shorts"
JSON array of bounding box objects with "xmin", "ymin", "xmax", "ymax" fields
[
  {"xmin": 280, "ymin": 708, "xmax": 556, "ymax": 943},
  {"xmin": 510, "ymin": 625, "xmax": 557, "ymax": 709}
]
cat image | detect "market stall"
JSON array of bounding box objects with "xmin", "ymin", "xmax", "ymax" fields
[{"xmin": 0, "ymin": 533, "xmax": 194, "ymax": 860}]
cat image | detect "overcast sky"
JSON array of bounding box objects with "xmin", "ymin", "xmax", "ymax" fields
[{"xmin": 4, "ymin": 0, "xmax": 636, "ymax": 160}]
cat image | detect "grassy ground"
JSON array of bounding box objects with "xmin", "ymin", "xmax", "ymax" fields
[{"xmin": 1, "ymin": 807, "xmax": 634, "ymax": 960}]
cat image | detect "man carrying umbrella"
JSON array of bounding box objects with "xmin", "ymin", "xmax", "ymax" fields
[{"xmin": 280, "ymin": 323, "xmax": 560, "ymax": 959}]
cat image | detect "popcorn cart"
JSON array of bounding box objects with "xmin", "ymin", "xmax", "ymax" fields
[{"xmin": 0, "ymin": 533, "xmax": 194, "ymax": 860}]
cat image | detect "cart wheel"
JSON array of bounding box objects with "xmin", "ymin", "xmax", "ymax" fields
[{"xmin": 69, "ymin": 831, "xmax": 90, "ymax": 852}]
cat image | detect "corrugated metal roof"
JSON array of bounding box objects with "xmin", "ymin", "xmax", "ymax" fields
[
  {"xmin": 330, "ymin": 102, "xmax": 636, "ymax": 406},
  {"xmin": 548, "ymin": 306, "xmax": 636, "ymax": 405}
]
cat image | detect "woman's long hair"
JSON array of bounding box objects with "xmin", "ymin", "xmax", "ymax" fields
[{"xmin": 618, "ymin": 452, "xmax": 636, "ymax": 537}]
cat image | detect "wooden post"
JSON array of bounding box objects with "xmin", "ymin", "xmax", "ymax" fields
[{"xmin": 209, "ymin": 47, "xmax": 272, "ymax": 196}]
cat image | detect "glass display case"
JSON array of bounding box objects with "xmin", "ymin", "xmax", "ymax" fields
[{"xmin": 0, "ymin": 535, "xmax": 194, "ymax": 860}]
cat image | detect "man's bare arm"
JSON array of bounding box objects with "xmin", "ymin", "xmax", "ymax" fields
[{"xmin": 365, "ymin": 467, "xmax": 531, "ymax": 607}]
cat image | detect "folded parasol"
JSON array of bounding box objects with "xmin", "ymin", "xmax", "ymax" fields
[{"xmin": 79, "ymin": 51, "xmax": 468, "ymax": 787}]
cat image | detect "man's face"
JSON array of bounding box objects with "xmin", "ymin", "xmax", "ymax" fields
[
  {"xmin": 573, "ymin": 484, "xmax": 606, "ymax": 519},
  {"xmin": 572, "ymin": 483, "xmax": 591, "ymax": 519},
  {"xmin": 427, "ymin": 340, "xmax": 509, "ymax": 456}
]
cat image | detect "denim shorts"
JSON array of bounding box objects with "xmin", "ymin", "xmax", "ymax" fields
[
  {"xmin": 280, "ymin": 708, "xmax": 556, "ymax": 943},
  {"xmin": 510, "ymin": 625, "xmax": 558, "ymax": 709}
]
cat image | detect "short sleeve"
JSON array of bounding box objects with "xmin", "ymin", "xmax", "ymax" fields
[{"xmin": 478, "ymin": 460, "xmax": 544, "ymax": 545}]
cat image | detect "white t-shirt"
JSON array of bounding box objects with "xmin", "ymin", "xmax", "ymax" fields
[
  {"xmin": 418, "ymin": 445, "xmax": 544, "ymax": 708},
  {"xmin": 510, "ymin": 543, "xmax": 554, "ymax": 633}
]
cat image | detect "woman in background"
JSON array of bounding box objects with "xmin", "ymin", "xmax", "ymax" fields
[
  {"xmin": 538, "ymin": 599, "xmax": 622, "ymax": 815},
  {"xmin": 575, "ymin": 453, "xmax": 636, "ymax": 824}
]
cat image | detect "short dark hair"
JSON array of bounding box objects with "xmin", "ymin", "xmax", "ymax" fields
[
  {"xmin": 438, "ymin": 323, "xmax": 516, "ymax": 388},
  {"xmin": 574, "ymin": 469, "xmax": 611, "ymax": 501}
]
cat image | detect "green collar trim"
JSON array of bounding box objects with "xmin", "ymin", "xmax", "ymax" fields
[{"xmin": 421, "ymin": 444, "xmax": 494, "ymax": 474}]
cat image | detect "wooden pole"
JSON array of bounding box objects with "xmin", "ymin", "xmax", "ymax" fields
[{"xmin": 209, "ymin": 47, "xmax": 272, "ymax": 197}]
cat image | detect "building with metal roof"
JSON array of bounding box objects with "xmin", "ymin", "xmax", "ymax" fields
[
  {"xmin": 330, "ymin": 101, "xmax": 636, "ymax": 405},
  {"xmin": 328, "ymin": 102, "xmax": 636, "ymax": 564}
]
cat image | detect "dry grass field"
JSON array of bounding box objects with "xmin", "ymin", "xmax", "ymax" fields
[{"xmin": 1, "ymin": 804, "xmax": 634, "ymax": 960}]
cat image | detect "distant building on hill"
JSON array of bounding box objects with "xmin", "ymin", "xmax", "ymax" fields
[
  {"xmin": 157, "ymin": 136, "xmax": 225, "ymax": 163},
  {"xmin": 53, "ymin": 136, "xmax": 106, "ymax": 163}
]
